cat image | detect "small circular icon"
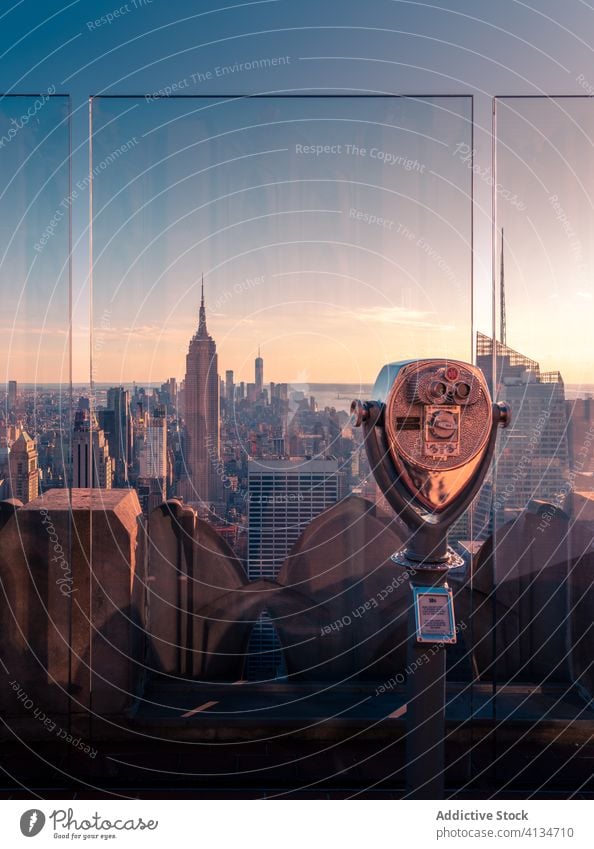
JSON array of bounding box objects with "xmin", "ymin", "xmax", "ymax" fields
[
  {"xmin": 20, "ymin": 810, "xmax": 46, "ymax": 837},
  {"xmin": 444, "ymin": 366, "xmax": 459, "ymax": 381}
]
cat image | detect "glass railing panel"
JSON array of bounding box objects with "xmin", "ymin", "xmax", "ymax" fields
[
  {"xmin": 89, "ymin": 94, "xmax": 474, "ymax": 687},
  {"xmin": 490, "ymin": 97, "xmax": 594, "ymax": 717},
  {"xmin": 0, "ymin": 94, "xmax": 73, "ymax": 717}
]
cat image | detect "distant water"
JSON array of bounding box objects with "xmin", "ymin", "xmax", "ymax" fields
[
  {"xmin": 565, "ymin": 385, "xmax": 594, "ymax": 400},
  {"xmin": 289, "ymin": 383, "xmax": 374, "ymax": 413}
]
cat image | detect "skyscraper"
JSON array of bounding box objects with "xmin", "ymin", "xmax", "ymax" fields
[
  {"xmin": 160, "ymin": 377, "xmax": 177, "ymax": 413},
  {"xmin": 138, "ymin": 405, "xmax": 168, "ymax": 514},
  {"xmin": 182, "ymin": 279, "xmax": 220, "ymax": 506},
  {"xmin": 247, "ymin": 457, "xmax": 340, "ymax": 581},
  {"xmin": 566, "ymin": 397, "xmax": 594, "ymax": 493},
  {"xmin": 246, "ymin": 457, "xmax": 340, "ymax": 680},
  {"xmin": 72, "ymin": 410, "xmax": 114, "ymax": 489},
  {"xmin": 255, "ymin": 347, "xmax": 263, "ymax": 397},
  {"xmin": 9, "ymin": 430, "xmax": 38, "ymax": 503},
  {"xmin": 106, "ymin": 387, "xmax": 132, "ymax": 485},
  {"xmin": 140, "ymin": 406, "xmax": 167, "ymax": 481},
  {"xmin": 225, "ymin": 370, "xmax": 234, "ymax": 407},
  {"xmin": 477, "ymin": 333, "xmax": 569, "ymax": 525},
  {"xmin": 7, "ymin": 381, "xmax": 17, "ymax": 414}
]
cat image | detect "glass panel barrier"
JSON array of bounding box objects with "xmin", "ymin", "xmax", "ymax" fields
[
  {"xmin": 89, "ymin": 96, "xmax": 475, "ymax": 760},
  {"xmin": 489, "ymin": 98, "xmax": 594, "ymax": 743},
  {"xmin": 0, "ymin": 97, "xmax": 73, "ymax": 721}
]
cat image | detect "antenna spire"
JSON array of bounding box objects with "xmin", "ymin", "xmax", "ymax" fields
[
  {"xmin": 500, "ymin": 228, "xmax": 506, "ymax": 347},
  {"xmin": 198, "ymin": 273, "xmax": 208, "ymax": 337}
]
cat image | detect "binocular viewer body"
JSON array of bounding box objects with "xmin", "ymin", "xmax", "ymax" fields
[
  {"xmin": 352, "ymin": 357, "xmax": 510, "ymax": 799},
  {"xmin": 352, "ymin": 358, "xmax": 510, "ymax": 569}
]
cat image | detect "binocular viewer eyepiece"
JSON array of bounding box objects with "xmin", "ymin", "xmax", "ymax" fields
[{"xmin": 352, "ymin": 358, "xmax": 510, "ymax": 569}]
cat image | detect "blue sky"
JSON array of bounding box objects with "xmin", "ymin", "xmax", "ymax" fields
[
  {"xmin": 1, "ymin": 0, "xmax": 593, "ymax": 383},
  {"xmin": 90, "ymin": 94, "xmax": 472, "ymax": 383}
]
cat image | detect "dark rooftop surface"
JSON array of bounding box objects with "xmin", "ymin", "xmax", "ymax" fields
[
  {"xmin": 1, "ymin": 681, "xmax": 593, "ymax": 800},
  {"xmin": 132, "ymin": 679, "xmax": 594, "ymax": 732}
]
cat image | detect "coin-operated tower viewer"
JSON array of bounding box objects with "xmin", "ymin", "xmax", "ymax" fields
[{"xmin": 352, "ymin": 359, "xmax": 510, "ymax": 798}]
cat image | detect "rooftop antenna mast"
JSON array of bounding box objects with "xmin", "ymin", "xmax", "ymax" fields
[{"xmin": 500, "ymin": 227, "xmax": 506, "ymax": 347}]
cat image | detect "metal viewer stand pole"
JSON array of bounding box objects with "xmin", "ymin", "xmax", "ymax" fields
[{"xmin": 395, "ymin": 545, "xmax": 459, "ymax": 798}]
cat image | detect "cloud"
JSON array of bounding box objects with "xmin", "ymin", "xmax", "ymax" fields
[
  {"xmin": 0, "ymin": 325, "xmax": 69, "ymax": 337},
  {"xmin": 345, "ymin": 304, "xmax": 454, "ymax": 330}
]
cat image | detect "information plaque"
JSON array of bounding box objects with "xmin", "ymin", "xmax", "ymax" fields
[{"xmin": 412, "ymin": 585, "xmax": 456, "ymax": 644}]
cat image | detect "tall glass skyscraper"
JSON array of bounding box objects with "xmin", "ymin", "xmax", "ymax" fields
[
  {"xmin": 106, "ymin": 386, "xmax": 132, "ymax": 486},
  {"xmin": 477, "ymin": 333, "xmax": 570, "ymax": 525},
  {"xmin": 255, "ymin": 349, "xmax": 263, "ymax": 398}
]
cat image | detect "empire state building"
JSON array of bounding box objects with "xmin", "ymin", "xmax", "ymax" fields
[{"xmin": 182, "ymin": 280, "xmax": 220, "ymax": 506}]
